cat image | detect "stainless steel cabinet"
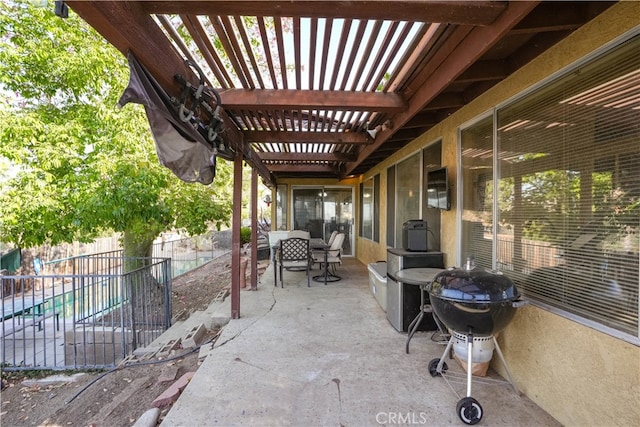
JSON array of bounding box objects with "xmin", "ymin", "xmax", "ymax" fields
[{"xmin": 386, "ymin": 248, "xmax": 444, "ymax": 332}]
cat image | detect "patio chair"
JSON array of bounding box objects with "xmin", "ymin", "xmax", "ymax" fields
[
  {"xmin": 312, "ymin": 232, "xmax": 345, "ymax": 276},
  {"xmin": 327, "ymin": 230, "xmax": 339, "ymax": 246},
  {"xmin": 277, "ymin": 237, "xmax": 311, "ymax": 287},
  {"xmin": 310, "ymin": 230, "xmax": 338, "ymax": 264}
]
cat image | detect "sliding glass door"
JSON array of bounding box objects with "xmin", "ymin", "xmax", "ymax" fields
[{"xmin": 292, "ymin": 187, "xmax": 353, "ymax": 256}]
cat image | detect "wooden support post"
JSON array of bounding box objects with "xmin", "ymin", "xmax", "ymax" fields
[
  {"xmin": 250, "ymin": 169, "xmax": 258, "ymax": 290},
  {"xmin": 231, "ymin": 152, "xmax": 243, "ymax": 319}
]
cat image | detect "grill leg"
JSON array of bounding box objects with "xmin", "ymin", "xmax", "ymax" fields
[
  {"xmin": 492, "ymin": 336, "xmax": 519, "ymax": 394},
  {"xmin": 405, "ymin": 310, "xmax": 424, "ymax": 354},
  {"xmin": 436, "ymin": 336, "xmax": 455, "ymax": 372},
  {"xmin": 466, "ymin": 332, "xmax": 474, "ymax": 398}
]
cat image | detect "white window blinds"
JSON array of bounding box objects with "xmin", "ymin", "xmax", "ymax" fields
[
  {"xmin": 460, "ymin": 116, "xmax": 495, "ymax": 270},
  {"xmin": 461, "ymin": 34, "xmax": 639, "ymax": 343},
  {"xmin": 496, "ymin": 35, "xmax": 640, "ymax": 341}
]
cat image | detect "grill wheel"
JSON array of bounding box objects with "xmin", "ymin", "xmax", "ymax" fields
[{"xmin": 457, "ymin": 396, "xmax": 483, "ymax": 425}]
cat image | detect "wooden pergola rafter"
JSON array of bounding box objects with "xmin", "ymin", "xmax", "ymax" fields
[
  {"xmin": 65, "ymin": 0, "xmax": 616, "ymax": 317},
  {"xmin": 67, "ymin": 1, "xmax": 613, "ymax": 181}
]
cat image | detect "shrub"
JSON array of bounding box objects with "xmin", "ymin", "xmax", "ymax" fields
[{"xmin": 240, "ymin": 226, "xmax": 252, "ymax": 245}]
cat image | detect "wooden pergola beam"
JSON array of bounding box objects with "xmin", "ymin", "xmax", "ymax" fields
[
  {"xmin": 456, "ymin": 60, "xmax": 507, "ymax": 83},
  {"xmin": 141, "ymin": 1, "xmax": 506, "ymax": 25},
  {"xmin": 244, "ymin": 131, "xmax": 369, "ymax": 144},
  {"xmin": 221, "ymin": 89, "xmax": 406, "ymax": 113},
  {"xmin": 345, "ymin": 0, "xmax": 539, "ymax": 176},
  {"xmin": 268, "ymin": 164, "xmax": 338, "ymax": 173},
  {"xmin": 257, "ymin": 152, "xmax": 356, "ymax": 162},
  {"xmin": 67, "ymin": 0, "xmax": 274, "ymax": 186}
]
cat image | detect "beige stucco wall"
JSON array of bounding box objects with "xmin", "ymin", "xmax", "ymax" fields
[
  {"xmin": 355, "ymin": 3, "xmax": 640, "ymax": 425},
  {"xmin": 500, "ymin": 306, "xmax": 639, "ymax": 426}
]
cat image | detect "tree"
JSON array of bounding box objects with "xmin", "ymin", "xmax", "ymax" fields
[{"xmin": 0, "ymin": 1, "xmax": 233, "ymax": 267}]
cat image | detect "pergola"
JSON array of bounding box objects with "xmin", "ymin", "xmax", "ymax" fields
[{"xmin": 65, "ymin": 0, "xmax": 614, "ymax": 317}]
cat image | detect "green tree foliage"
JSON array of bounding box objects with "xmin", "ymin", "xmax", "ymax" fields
[{"xmin": 0, "ymin": 1, "xmax": 233, "ymax": 263}]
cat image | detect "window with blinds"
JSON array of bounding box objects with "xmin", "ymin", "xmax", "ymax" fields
[
  {"xmin": 460, "ymin": 115, "xmax": 495, "ymax": 270},
  {"xmin": 462, "ymin": 34, "xmax": 639, "ymax": 343}
]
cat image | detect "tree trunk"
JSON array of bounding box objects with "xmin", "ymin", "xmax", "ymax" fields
[{"xmin": 122, "ymin": 227, "xmax": 157, "ymax": 273}]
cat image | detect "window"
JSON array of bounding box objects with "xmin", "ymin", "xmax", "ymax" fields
[
  {"xmin": 293, "ymin": 186, "xmax": 354, "ymax": 255},
  {"xmin": 386, "ymin": 153, "xmax": 423, "ymax": 248},
  {"xmin": 423, "ymin": 141, "xmax": 443, "ymax": 251},
  {"xmin": 394, "ymin": 153, "xmax": 422, "ymax": 248},
  {"xmin": 460, "ymin": 116, "xmax": 494, "ymax": 269},
  {"xmin": 360, "ymin": 175, "xmax": 380, "ymax": 242},
  {"xmin": 275, "ymin": 185, "xmax": 288, "ymax": 230},
  {"xmin": 460, "ymin": 34, "xmax": 640, "ymax": 343},
  {"xmin": 387, "ymin": 165, "xmax": 395, "ymax": 246}
]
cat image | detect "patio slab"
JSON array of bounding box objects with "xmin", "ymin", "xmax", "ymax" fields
[{"xmin": 161, "ymin": 259, "xmax": 559, "ymax": 426}]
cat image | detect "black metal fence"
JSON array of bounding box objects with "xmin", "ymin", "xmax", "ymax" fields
[
  {"xmin": 38, "ymin": 232, "xmax": 230, "ymax": 278},
  {"xmin": 1, "ymin": 253, "xmax": 172, "ymax": 371},
  {"xmin": 152, "ymin": 233, "xmax": 230, "ymax": 277}
]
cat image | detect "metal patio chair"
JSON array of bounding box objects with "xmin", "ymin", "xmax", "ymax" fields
[{"xmin": 277, "ymin": 237, "xmax": 311, "ymax": 287}]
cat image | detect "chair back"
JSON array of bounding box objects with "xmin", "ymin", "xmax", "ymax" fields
[
  {"xmin": 279, "ymin": 237, "xmax": 310, "ymax": 263},
  {"xmin": 268, "ymin": 231, "xmax": 289, "ymax": 245},
  {"xmin": 288, "ymin": 230, "xmax": 310, "ymax": 240},
  {"xmin": 329, "ymin": 233, "xmax": 345, "ymax": 253},
  {"xmin": 327, "ymin": 230, "xmax": 339, "ymax": 246}
]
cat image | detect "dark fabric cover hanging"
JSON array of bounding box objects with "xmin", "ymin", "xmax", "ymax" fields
[{"xmin": 118, "ymin": 52, "xmax": 216, "ymax": 185}]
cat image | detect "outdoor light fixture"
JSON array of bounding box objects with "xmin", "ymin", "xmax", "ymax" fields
[{"xmin": 366, "ymin": 124, "xmax": 382, "ymax": 140}]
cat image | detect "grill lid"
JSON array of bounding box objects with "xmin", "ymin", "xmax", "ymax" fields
[{"xmin": 429, "ymin": 258, "xmax": 519, "ymax": 303}]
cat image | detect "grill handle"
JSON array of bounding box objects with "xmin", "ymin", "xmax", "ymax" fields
[{"xmin": 512, "ymin": 299, "xmax": 528, "ymax": 308}]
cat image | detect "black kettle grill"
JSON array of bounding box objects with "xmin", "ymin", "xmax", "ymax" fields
[{"xmin": 427, "ymin": 258, "xmax": 525, "ymax": 425}]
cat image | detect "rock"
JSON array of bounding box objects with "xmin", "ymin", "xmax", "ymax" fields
[
  {"xmin": 132, "ymin": 407, "xmax": 161, "ymax": 427},
  {"xmin": 152, "ymin": 372, "xmax": 195, "ymax": 408}
]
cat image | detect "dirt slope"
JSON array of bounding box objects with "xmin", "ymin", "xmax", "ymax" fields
[{"xmin": 0, "ymin": 253, "xmax": 248, "ymax": 427}]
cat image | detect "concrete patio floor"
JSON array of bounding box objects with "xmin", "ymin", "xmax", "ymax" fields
[{"xmin": 160, "ymin": 258, "xmax": 559, "ymax": 427}]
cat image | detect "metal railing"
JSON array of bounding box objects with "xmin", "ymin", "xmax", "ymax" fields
[
  {"xmin": 1, "ymin": 254, "xmax": 172, "ymax": 371},
  {"xmin": 152, "ymin": 233, "xmax": 230, "ymax": 277},
  {"xmin": 41, "ymin": 232, "xmax": 230, "ymax": 278}
]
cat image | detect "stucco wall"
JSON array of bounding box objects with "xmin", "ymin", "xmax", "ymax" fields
[
  {"xmin": 356, "ymin": 3, "xmax": 640, "ymax": 425},
  {"xmin": 500, "ymin": 306, "xmax": 640, "ymax": 426}
]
